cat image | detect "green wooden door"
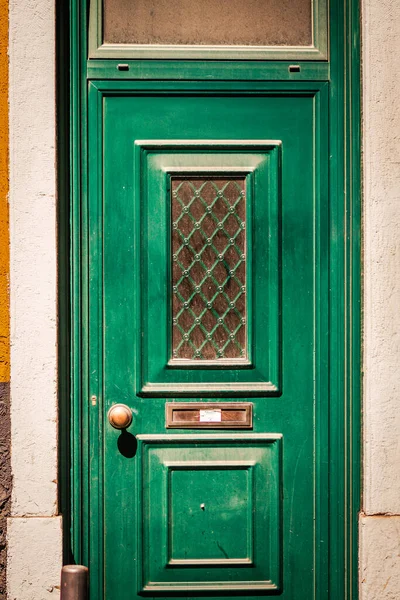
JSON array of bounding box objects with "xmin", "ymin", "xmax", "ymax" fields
[
  {"xmin": 86, "ymin": 81, "xmax": 329, "ymax": 598},
  {"xmin": 67, "ymin": 0, "xmax": 360, "ymax": 598}
]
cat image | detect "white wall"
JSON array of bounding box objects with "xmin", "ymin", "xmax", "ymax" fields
[
  {"xmin": 361, "ymin": 0, "xmax": 400, "ymax": 596},
  {"xmin": 7, "ymin": 0, "xmax": 62, "ymax": 597}
]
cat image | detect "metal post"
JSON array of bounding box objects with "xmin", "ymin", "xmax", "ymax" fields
[{"xmin": 61, "ymin": 565, "xmax": 88, "ymax": 600}]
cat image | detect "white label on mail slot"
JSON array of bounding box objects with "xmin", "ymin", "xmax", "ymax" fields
[{"xmin": 199, "ymin": 408, "xmax": 222, "ymax": 423}]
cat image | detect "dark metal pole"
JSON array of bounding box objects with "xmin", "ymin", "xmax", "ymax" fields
[{"xmin": 60, "ymin": 565, "xmax": 88, "ymax": 600}]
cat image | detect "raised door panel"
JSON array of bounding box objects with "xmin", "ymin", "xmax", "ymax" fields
[
  {"xmin": 138, "ymin": 435, "xmax": 282, "ymax": 593},
  {"xmin": 136, "ymin": 141, "xmax": 281, "ymax": 396}
]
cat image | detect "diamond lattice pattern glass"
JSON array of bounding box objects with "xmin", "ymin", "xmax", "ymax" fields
[{"xmin": 172, "ymin": 177, "xmax": 246, "ymax": 361}]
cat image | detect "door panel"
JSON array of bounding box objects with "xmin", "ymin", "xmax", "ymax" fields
[
  {"xmin": 88, "ymin": 82, "xmax": 329, "ymax": 599},
  {"xmin": 138, "ymin": 435, "xmax": 281, "ymax": 593},
  {"xmin": 138, "ymin": 141, "xmax": 280, "ymax": 395}
]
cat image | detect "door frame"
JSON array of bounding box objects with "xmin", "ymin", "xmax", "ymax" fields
[{"xmin": 59, "ymin": 0, "xmax": 361, "ymax": 597}]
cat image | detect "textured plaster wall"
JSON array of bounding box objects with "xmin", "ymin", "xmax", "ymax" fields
[
  {"xmin": 7, "ymin": 0, "xmax": 61, "ymax": 597},
  {"xmin": 361, "ymin": 0, "xmax": 400, "ymax": 597},
  {"xmin": 0, "ymin": 0, "xmax": 10, "ymax": 595},
  {"xmin": 7, "ymin": 518, "xmax": 62, "ymax": 599},
  {"xmin": 0, "ymin": 0, "xmax": 9, "ymax": 383},
  {"xmin": 363, "ymin": 0, "xmax": 400, "ymax": 517},
  {"xmin": 360, "ymin": 516, "xmax": 400, "ymax": 599},
  {"xmin": 9, "ymin": 0, "xmax": 57, "ymax": 519}
]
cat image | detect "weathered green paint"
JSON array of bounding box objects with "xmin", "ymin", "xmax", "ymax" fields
[
  {"xmin": 138, "ymin": 140, "xmax": 280, "ymax": 395},
  {"xmin": 87, "ymin": 60, "xmax": 330, "ymax": 81},
  {"xmin": 65, "ymin": 1, "xmax": 361, "ymax": 599},
  {"xmin": 93, "ymin": 82, "xmax": 328, "ymax": 599},
  {"xmin": 136, "ymin": 434, "xmax": 282, "ymax": 592}
]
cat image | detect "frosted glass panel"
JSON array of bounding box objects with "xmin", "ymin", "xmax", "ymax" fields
[{"xmin": 104, "ymin": 0, "xmax": 312, "ymax": 46}]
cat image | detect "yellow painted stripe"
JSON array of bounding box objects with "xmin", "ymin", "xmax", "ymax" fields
[{"xmin": 0, "ymin": 0, "xmax": 9, "ymax": 383}]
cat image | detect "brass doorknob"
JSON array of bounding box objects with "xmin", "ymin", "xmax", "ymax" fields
[{"xmin": 107, "ymin": 404, "xmax": 133, "ymax": 430}]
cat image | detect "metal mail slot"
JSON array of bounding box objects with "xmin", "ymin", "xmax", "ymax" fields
[{"xmin": 166, "ymin": 402, "xmax": 253, "ymax": 429}]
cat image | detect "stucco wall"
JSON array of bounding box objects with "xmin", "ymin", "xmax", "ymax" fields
[
  {"xmin": 7, "ymin": 0, "xmax": 62, "ymax": 597},
  {"xmin": 361, "ymin": 0, "xmax": 400, "ymax": 597},
  {"xmin": 0, "ymin": 0, "xmax": 9, "ymax": 595}
]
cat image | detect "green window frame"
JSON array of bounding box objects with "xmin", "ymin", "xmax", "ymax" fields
[{"xmin": 88, "ymin": 0, "xmax": 328, "ymax": 60}]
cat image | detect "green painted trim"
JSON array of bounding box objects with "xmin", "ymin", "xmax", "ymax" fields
[
  {"xmin": 57, "ymin": 0, "xmax": 71, "ymax": 564},
  {"xmin": 87, "ymin": 60, "xmax": 330, "ymax": 81},
  {"xmin": 69, "ymin": 0, "xmax": 88, "ymax": 569},
  {"xmin": 66, "ymin": 0, "xmax": 361, "ymax": 597},
  {"xmin": 312, "ymin": 81, "xmax": 330, "ymax": 596},
  {"xmin": 133, "ymin": 139, "xmax": 281, "ymax": 397},
  {"xmin": 88, "ymin": 0, "xmax": 328, "ymax": 61},
  {"xmin": 86, "ymin": 78, "xmax": 105, "ymax": 599},
  {"xmin": 90, "ymin": 45, "xmax": 328, "ymax": 62},
  {"xmin": 328, "ymin": 0, "xmax": 361, "ymax": 597},
  {"xmin": 347, "ymin": 0, "xmax": 361, "ymax": 596},
  {"xmin": 88, "ymin": 79, "xmax": 328, "ymax": 93}
]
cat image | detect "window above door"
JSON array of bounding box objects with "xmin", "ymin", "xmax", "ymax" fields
[{"xmin": 89, "ymin": 0, "xmax": 328, "ymax": 60}]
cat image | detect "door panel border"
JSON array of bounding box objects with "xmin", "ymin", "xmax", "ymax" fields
[
  {"xmin": 137, "ymin": 434, "xmax": 282, "ymax": 593},
  {"xmin": 135, "ymin": 139, "xmax": 282, "ymax": 397}
]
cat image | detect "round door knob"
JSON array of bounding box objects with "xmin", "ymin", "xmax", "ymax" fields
[{"xmin": 107, "ymin": 404, "xmax": 133, "ymax": 430}]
